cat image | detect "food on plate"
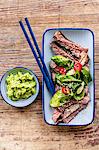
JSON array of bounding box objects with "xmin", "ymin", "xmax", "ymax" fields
[
  {"xmin": 50, "ymin": 31, "xmax": 89, "ymax": 64},
  {"xmin": 49, "ymin": 31, "xmax": 92, "ymax": 124},
  {"xmin": 6, "ymin": 71, "xmax": 36, "ymax": 101}
]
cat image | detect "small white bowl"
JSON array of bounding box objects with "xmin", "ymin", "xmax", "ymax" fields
[{"xmin": 0, "ymin": 67, "xmax": 39, "ymax": 107}]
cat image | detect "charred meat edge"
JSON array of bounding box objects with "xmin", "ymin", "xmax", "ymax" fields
[
  {"xmin": 52, "ymin": 101, "xmax": 78, "ymax": 123},
  {"xmin": 62, "ymin": 104, "xmax": 87, "ymax": 123},
  {"xmin": 53, "ymin": 96, "xmax": 90, "ymax": 124},
  {"xmin": 53, "ymin": 31, "xmax": 88, "ymax": 53},
  {"xmin": 50, "ymin": 41, "xmax": 79, "ymax": 62},
  {"xmin": 52, "ymin": 41, "xmax": 79, "ymax": 59}
]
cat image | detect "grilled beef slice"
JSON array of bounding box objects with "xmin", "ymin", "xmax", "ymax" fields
[
  {"xmin": 52, "ymin": 109, "xmax": 62, "ymax": 123},
  {"xmin": 58, "ymin": 100, "xmax": 78, "ymax": 112},
  {"xmin": 50, "ymin": 60, "xmax": 66, "ymax": 74},
  {"xmin": 53, "ymin": 41, "xmax": 80, "ymax": 59},
  {"xmin": 62, "ymin": 95, "xmax": 90, "ymax": 123},
  {"xmin": 79, "ymin": 51, "xmax": 89, "ymax": 66},
  {"xmin": 51, "ymin": 41, "xmax": 78, "ymax": 63},
  {"xmin": 62, "ymin": 104, "xmax": 80, "ymax": 119},
  {"xmin": 50, "ymin": 60, "xmax": 57, "ymax": 69},
  {"xmin": 52, "ymin": 100, "xmax": 78, "ymax": 123},
  {"xmin": 53, "ymin": 95, "xmax": 90, "ymax": 124},
  {"xmin": 51, "ymin": 31, "xmax": 89, "ymax": 65},
  {"xmin": 62, "ymin": 105, "xmax": 87, "ymax": 123},
  {"xmin": 53, "ymin": 31, "xmax": 88, "ymax": 53}
]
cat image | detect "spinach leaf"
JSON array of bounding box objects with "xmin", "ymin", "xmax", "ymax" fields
[
  {"xmin": 73, "ymin": 90, "xmax": 85, "ymax": 101},
  {"xmin": 55, "ymin": 74, "xmax": 82, "ymax": 83},
  {"xmin": 81, "ymin": 67, "xmax": 92, "ymax": 84}
]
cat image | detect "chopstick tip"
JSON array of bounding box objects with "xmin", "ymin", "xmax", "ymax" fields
[
  {"xmin": 25, "ymin": 17, "xmax": 28, "ymax": 21},
  {"xmin": 19, "ymin": 19, "xmax": 22, "ymax": 24}
]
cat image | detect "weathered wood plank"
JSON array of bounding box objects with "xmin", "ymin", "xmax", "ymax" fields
[{"xmin": 0, "ymin": 0, "xmax": 98, "ymax": 150}]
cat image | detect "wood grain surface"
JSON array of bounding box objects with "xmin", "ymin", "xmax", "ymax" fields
[{"xmin": 0, "ymin": 0, "xmax": 98, "ymax": 150}]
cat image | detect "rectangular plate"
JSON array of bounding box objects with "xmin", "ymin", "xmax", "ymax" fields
[{"xmin": 42, "ymin": 28, "xmax": 95, "ymax": 126}]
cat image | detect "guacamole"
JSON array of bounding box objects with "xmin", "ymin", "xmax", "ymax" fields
[{"xmin": 6, "ymin": 71, "xmax": 36, "ymax": 101}]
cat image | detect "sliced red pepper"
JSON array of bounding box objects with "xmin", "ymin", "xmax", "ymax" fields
[
  {"xmin": 74, "ymin": 62, "xmax": 82, "ymax": 72},
  {"xmin": 62, "ymin": 87, "xmax": 69, "ymax": 95},
  {"xmin": 56, "ymin": 66, "xmax": 66, "ymax": 75}
]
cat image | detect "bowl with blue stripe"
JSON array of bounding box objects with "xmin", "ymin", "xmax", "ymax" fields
[{"xmin": 0, "ymin": 67, "xmax": 39, "ymax": 107}]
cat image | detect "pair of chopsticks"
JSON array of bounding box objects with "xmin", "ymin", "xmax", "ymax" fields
[{"xmin": 19, "ymin": 18, "xmax": 55, "ymax": 95}]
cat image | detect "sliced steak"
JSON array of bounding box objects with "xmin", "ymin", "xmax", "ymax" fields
[
  {"xmin": 55, "ymin": 84, "xmax": 61, "ymax": 91},
  {"xmin": 53, "ymin": 31, "xmax": 88, "ymax": 53},
  {"xmin": 51, "ymin": 72, "xmax": 56, "ymax": 82},
  {"xmin": 63, "ymin": 104, "xmax": 87, "ymax": 123},
  {"xmin": 80, "ymin": 95, "xmax": 90, "ymax": 105},
  {"xmin": 50, "ymin": 60, "xmax": 57, "ymax": 69},
  {"xmin": 53, "ymin": 101, "xmax": 78, "ymax": 123},
  {"xmin": 53, "ymin": 41, "xmax": 80, "ymax": 59},
  {"xmin": 52, "ymin": 109, "xmax": 62, "ymax": 123},
  {"xmin": 85, "ymin": 86, "xmax": 89, "ymax": 95},
  {"xmin": 53, "ymin": 96, "xmax": 90, "ymax": 124},
  {"xmin": 56, "ymin": 103, "xmax": 81, "ymax": 124},
  {"xmin": 51, "ymin": 41, "xmax": 88, "ymax": 66},
  {"xmin": 62, "ymin": 96, "xmax": 90, "ymax": 123},
  {"xmin": 58, "ymin": 100, "xmax": 78, "ymax": 112},
  {"xmin": 62, "ymin": 103, "xmax": 80, "ymax": 119},
  {"xmin": 50, "ymin": 60, "xmax": 63, "ymax": 74},
  {"xmin": 51, "ymin": 41, "xmax": 78, "ymax": 63},
  {"xmin": 79, "ymin": 51, "xmax": 89, "ymax": 65}
]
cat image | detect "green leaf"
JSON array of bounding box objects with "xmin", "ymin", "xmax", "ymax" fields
[
  {"xmin": 73, "ymin": 90, "xmax": 85, "ymax": 101},
  {"xmin": 51, "ymin": 55, "xmax": 74, "ymax": 70},
  {"xmin": 81, "ymin": 67, "xmax": 92, "ymax": 84},
  {"xmin": 50, "ymin": 90, "xmax": 72, "ymax": 107},
  {"xmin": 56, "ymin": 74, "xmax": 82, "ymax": 83},
  {"xmin": 74, "ymin": 70, "xmax": 81, "ymax": 80},
  {"xmin": 77, "ymin": 82, "xmax": 84, "ymax": 94}
]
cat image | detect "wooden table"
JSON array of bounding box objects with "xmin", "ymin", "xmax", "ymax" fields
[{"xmin": 0, "ymin": 0, "xmax": 98, "ymax": 150}]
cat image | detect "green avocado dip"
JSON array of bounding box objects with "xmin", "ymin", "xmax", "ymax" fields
[{"xmin": 6, "ymin": 71, "xmax": 36, "ymax": 101}]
